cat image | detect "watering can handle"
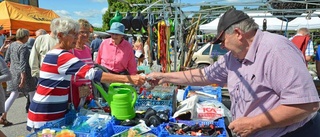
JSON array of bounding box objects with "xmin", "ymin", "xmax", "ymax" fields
[{"xmin": 109, "ymin": 83, "xmax": 137, "ymax": 107}]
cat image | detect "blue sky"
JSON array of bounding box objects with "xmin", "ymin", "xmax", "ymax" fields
[{"xmin": 38, "ymin": 0, "xmax": 247, "ymax": 28}]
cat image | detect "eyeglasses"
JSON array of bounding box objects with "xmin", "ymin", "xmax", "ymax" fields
[
  {"xmin": 79, "ymin": 31, "xmax": 90, "ymax": 35},
  {"xmin": 67, "ymin": 32, "xmax": 78, "ymax": 38}
]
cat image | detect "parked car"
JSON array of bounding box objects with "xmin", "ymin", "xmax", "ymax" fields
[{"xmin": 192, "ymin": 42, "xmax": 228, "ymax": 68}]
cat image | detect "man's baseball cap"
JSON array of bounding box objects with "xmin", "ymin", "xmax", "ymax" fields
[{"xmin": 212, "ymin": 8, "xmax": 250, "ymax": 44}]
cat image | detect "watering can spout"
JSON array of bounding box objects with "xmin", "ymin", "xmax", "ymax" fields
[{"xmin": 93, "ymin": 83, "xmax": 111, "ymax": 104}]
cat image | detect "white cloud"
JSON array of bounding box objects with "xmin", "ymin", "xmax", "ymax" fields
[
  {"xmin": 54, "ymin": 10, "xmax": 72, "ymax": 18},
  {"xmin": 74, "ymin": 10, "xmax": 101, "ymax": 18},
  {"xmin": 101, "ymin": 7, "xmax": 108, "ymax": 14}
]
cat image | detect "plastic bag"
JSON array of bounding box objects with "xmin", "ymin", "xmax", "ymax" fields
[
  {"xmin": 197, "ymin": 100, "xmax": 232, "ymax": 122},
  {"xmin": 173, "ymin": 95, "xmax": 199, "ymax": 119}
]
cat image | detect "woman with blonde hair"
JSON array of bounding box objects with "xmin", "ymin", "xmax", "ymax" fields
[
  {"xmin": 2, "ymin": 28, "xmax": 36, "ymax": 126},
  {"xmin": 69, "ymin": 19, "xmax": 94, "ymax": 110},
  {"xmin": 133, "ymin": 36, "xmax": 144, "ymax": 53}
]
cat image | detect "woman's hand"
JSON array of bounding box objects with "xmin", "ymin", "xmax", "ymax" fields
[{"xmin": 129, "ymin": 75, "xmax": 146, "ymax": 86}]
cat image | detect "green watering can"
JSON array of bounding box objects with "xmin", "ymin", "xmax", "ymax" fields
[
  {"xmin": 109, "ymin": 11, "xmax": 123, "ymax": 26},
  {"xmin": 94, "ymin": 83, "xmax": 137, "ymax": 120}
]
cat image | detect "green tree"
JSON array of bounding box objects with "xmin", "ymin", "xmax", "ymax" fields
[{"xmin": 101, "ymin": 0, "xmax": 158, "ymax": 32}]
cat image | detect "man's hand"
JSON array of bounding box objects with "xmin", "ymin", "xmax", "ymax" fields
[
  {"xmin": 228, "ymin": 117, "xmax": 258, "ymax": 137},
  {"xmin": 146, "ymin": 72, "xmax": 165, "ymax": 86}
]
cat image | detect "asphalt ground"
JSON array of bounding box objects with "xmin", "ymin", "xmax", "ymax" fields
[{"xmin": 0, "ymin": 94, "xmax": 32, "ymax": 137}]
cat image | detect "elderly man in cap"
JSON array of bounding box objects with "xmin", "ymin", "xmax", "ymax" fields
[
  {"xmin": 96, "ymin": 22, "xmax": 137, "ymax": 75},
  {"xmin": 147, "ymin": 8, "xmax": 320, "ymax": 137}
]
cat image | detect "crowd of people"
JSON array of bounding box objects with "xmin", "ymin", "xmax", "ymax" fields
[{"xmin": 0, "ymin": 8, "xmax": 319, "ymax": 137}]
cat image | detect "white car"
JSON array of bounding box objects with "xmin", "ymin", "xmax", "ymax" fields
[{"xmin": 192, "ymin": 42, "xmax": 228, "ymax": 68}]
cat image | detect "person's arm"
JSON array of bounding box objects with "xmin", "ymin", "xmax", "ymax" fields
[
  {"xmin": 0, "ymin": 57, "xmax": 11, "ymax": 82},
  {"xmin": 229, "ymin": 103, "xmax": 319, "ymax": 137},
  {"xmin": 29, "ymin": 38, "xmax": 41, "ymax": 77},
  {"xmin": 254, "ymin": 103, "xmax": 318, "ymax": 130},
  {"xmin": 60, "ymin": 51, "xmax": 145, "ymax": 86},
  {"xmin": 0, "ymin": 41, "xmax": 8, "ymax": 53},
  {"xmin": 18, "ymin": 46, "xmax": 28, "ymax": 88},
  {"xmin": 148, "ymin": 68, "xmax": 212, "ymax": 86},
  {"xmin": 100, "ymin": 72, "xmax": 145, "ymax": 85}
]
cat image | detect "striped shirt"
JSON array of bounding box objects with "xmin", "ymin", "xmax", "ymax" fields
[
  {"xmin": 27, "ymin": 49, "xmax": 102, "ymax": 130},
  {"xmin": 70, "ymin": 45, "xmax": 94, "ymax": 83}
]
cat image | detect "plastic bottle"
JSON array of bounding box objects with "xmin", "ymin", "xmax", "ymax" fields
[
  {"xmin": 75, "ymin": 113, "xmax": 99, "ymax": 132},
  {"xmin": 86, "ymin": 113, "xmax": 99, "ymax": 128}
]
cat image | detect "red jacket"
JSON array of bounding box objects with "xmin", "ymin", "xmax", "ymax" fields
[{"xmin": 291, "ymin": 35, "xmax": 310, "ymax": 62}]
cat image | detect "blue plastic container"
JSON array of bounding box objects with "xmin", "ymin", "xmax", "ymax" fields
[
  {"xmin": 135, "ymin": 86, "xmax": 176, "ymax": 114},
  {"xmin": 26, "ymin": 113, "xmax": 114, "ymax": 137},
  {"xmin": 111, "ymin": 119, "xmax": 160, "ymax": 135},
  {"xmin": 111, "ymin": 117, "xmax": 176, "ymax": 136},
  {"xmin": 184, "ymin": 86, "xmax": 222, "ymax": 102}
]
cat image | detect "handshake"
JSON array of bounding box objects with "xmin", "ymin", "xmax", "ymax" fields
[{"xmin": 132, "ymin": 72, "xmax": 165, "ymax": 88}]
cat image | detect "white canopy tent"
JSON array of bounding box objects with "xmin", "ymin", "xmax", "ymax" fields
[
  {"xmin": 199, "ymin": 17, "xmax": 220, "ymax": 34},
  {"xmin": 248, "ymin": 12, "xmax": 286, "ymax": 31},
  {"xmin": 287, "ymin": 13, "xmax": 320, "ymax": 31},
  {"xmin": 199, "ymin": 12, "xmax": 320, "ymax": 34}
]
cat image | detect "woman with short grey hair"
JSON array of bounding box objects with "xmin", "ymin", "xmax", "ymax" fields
[
  {"xmin": 1, "ymin": 28, "xmax": 36, "ymax": 126},
  {"xmin": 27, "ymin": 18, "xmax": 145, "ymax": 131}
]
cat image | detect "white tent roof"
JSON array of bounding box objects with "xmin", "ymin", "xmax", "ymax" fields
[
  {"xmin": 199, "ymin": 17, "xmax": 220, "ymax": 34},
  {"xmin": 199, "ymin": 12, "xmax": 320, "ymax": 34},
  {"xmin": 248, "ymin": 12, "xmax": 286, "ymax": 31},
  {"xmin": 287, "ymin": 13, "xmax": 320, "ymax": 30}
]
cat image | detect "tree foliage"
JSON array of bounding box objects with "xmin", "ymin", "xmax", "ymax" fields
[{"xmin": 99, "ymin": 0, "xmax": 159, "ymax": 32}]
